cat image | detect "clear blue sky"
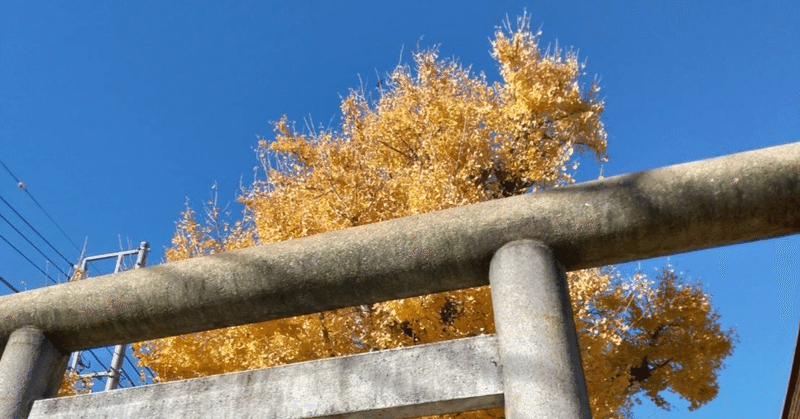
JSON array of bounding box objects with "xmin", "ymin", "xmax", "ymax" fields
[{"xmin": 1, "ymin": 1, "xmax": 798, "ymax": 416}]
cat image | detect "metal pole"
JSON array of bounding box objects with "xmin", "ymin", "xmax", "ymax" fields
[
  {"xmin": 489, "ymin": 240, "xmax": 591, "ymax": 418},
  {"xmin": 135, "ymin": 241, "xmax": 149, "ymax": 269},
  {"xmin": 104, "ymin": 242, "xmax": 149, "ymax": 391},
  {"xmin": 0, "ymin": 326, "xmax": 68, "ymax": 419},
  {"xmin": 103, "ymin": 343, "xmax": 126, "ymax": 391}
]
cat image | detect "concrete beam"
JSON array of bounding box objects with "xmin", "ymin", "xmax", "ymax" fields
[
  {"xmin": 0, "ymin": 327, "xmax": 68, "ymax": 419},
  {"xmin": 1, "ymin": 141, "xmax": 799, "ymax": 352},
  {"xmin": 490, "ymin": 241, "xmax": 591, "ymax": 418},
  {"xmin": 29, "ymin": 335, "xmax": 503, "ymax": 419}
]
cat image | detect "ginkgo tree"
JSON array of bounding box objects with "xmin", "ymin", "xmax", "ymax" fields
[{"xmin": 61, "ymin": 13, "xmax": 737, "ymax": 418}]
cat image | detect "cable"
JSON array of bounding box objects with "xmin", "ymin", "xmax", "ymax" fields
[
  {"xmin": 0, "ymin": 275, "xmax": 20, "ymax": 293},
  {"xmin": 116, "ymin": 351, "xmax": 136, "ymax": 386},
  {"xmin": 85, "ymin": 348, "xmax": 109, "ymax": 373},
  {"xmin": 0, "ymin": 158, "xmax": 82, "ymax": 251},
  {"xmin": 0, "ymin": 158, "xmax": 22, "ymax": 185},
  {"xmin": 0, "ymin": 232, "xmax": 59, "ymax": 285},
  {"xmin": 0, "ymin": 191, "xmax": 101, "ymax": 279},
  {"xmin": 69, "ymin": 345, "xmax": 138, "ymax": 389},
  {"xmin": 0, "ymin": 195, "xmax": 74, "ymax": 267},
  {"xmin": 0, "ymin": 231, "xmax": 148, "ymax": 388},
  {"xmin": 0, "ymin": 211, "xmax": 69, "ymax": 277},
  {"xmin": 122, "ymin": 350, "xmax": 153, "ymax": 382},
  {"xmin": 100, "ymin": 345, "xmax": 136, "ymax": 388}
]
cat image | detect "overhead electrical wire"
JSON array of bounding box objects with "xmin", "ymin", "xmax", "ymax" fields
[
  {"xmin": 0, "ymin": 158, "xmax": 82, "ymax": 252},
  {"xmin": 116, "ymin": 350, "xmax": 137, "ymax": 387},
  {"xmin": 0, "ymin": 232, "xmax": 59, "ymax": 285},
  {"xmin": 124, "ymin": 350, "xmax": 157, "ymax": 383},
  {"xmin": 0, "ymin": 160, "xmax": 151, "ymax": 388},
  {"xmin": 96, "ymin": 345, "xmax": 135, "ymax": 388},
  {"xmin": 83, "ymin": 346, "xmax": 109, "ymax": 376},
  {"xmin": 0, "ymin": 211, "xmax": 69, "ymax": 277},
  {"xmin": 69, "ymin": 341, "xmax": 138, "ymax": 389},
  {"xmin": 0, "ymin": 275, "xmax": 20, "ymax": 293},
  {"xmin": 0, "ymin": 195, "xmax": 74, "ymax": 267},
  {"xmin": 1, "ymin": 160, "xmax": 155, "ymax": 387},
  {"xmin": 0, "ymin": 162, "xmax": 102, "ymax": 278}
]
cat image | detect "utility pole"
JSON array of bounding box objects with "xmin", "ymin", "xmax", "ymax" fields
[{"xmin": 67, "ymin": 241, "xmax": 149, "ymax": 391}]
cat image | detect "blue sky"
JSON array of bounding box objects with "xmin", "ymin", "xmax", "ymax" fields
[{"xmin": 1, "ymin": 1, "xmax": 798, "ymax": 416}]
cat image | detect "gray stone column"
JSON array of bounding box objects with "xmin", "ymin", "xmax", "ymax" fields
[
  {"xmin": 489, "ymin": 240, "xmax": 591, "ymax": 418},
  {"xmin": 0, "ymin": 326, "xmax": 68, "ymax": 419}
]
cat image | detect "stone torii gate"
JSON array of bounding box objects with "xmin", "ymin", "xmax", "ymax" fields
[{"xmin": 1, "ymin": 141, "xmax": 799, "ymax": 418}]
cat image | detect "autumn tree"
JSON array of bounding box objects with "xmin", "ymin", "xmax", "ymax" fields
[{"xmin": 125, "ymin": 14, "xmax": 735, "ymax": 418}]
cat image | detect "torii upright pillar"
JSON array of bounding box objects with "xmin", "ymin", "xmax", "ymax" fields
[
  {"xmin": 490, "ymin": 240, "xmax": 592, "ymax": 418},
  {"xmin": 0, "ymin": 326, "xmax": 68, "ymax": 419}
]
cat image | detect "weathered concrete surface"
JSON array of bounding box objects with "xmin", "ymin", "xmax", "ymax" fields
[
  {"xmin": 29, "ymin": 335, "xmax": 503, "ymax": 419},
  {"xmin": 0, "ymin": 327, "xmax": 68, "ymax": 419},
  {"xmin": 1, "ymin": 141, "xmax": 799, "ymax": 352},
  {"xmin": 490, "ymin": 241, "xmax": 591, "ymax": 418}
]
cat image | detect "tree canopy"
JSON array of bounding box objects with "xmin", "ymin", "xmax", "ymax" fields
[{"xmin": 60, "ymin": 13, "xmax": 736, "ymax": 419}]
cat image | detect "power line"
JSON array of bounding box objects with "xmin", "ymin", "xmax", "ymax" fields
[
  {"xmin": 93, "ymin": 345, "xmax": 135, "ymax": 388},
  {"xmin": 0, "ymin": 187, "xmax": 152, "ymax": 387},
  {"xmin": 0, "ymin": 195, "xmax": 74, "ymax": 267},
  {"xmin": 0, "ymin": 162, "xmax": 104, "ymax": 279},
  {"xmin": 83, "ymin": 345, "xmax": 108, "ymax": 374},
  {"xmin": 122, "ymin": 348, "xmax": 155, "ymax": 382},
  {"xmin": 0, "ymin": 232, "xmax": 59, "ymax": 285},
  {"xmin": 0, "ymin": 158, "xmax": 82, "ymax": 251},
  {"xmin": 0, "ymin": 275, "xmax": 20, "ymax": 293},
  {"xmin": 116, "ymin": 350, "xmax": 137, "ymax": 387},
  {"xmin": 0, "ymin": 210, "xmax": 69, "ymax": 277},
  {"xmin": 0, "ymin": 169, "xmax": 155, "ymax": 386},
  {"xmin": 98, "ymin": 345, "xmax": 136, "ymax": 388},
  {"xmin": 0, "ymin": 158, "xmax": 22, "ymax": 185}
]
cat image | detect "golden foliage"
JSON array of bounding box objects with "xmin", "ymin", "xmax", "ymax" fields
[
  {"xmin": 131, "ymin": 13, "xmax": 735, "ymax": 418},
  {"xmin": 56, "ymin": 371, "xmax": 81, "ymax": 397},
  {"xmin": 569, "ymin": 267, "xmax": 735, "ymax": 417},
  {"xmin": 57, "ymin": 370, "xmax": 95, "ymax": 397}
]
